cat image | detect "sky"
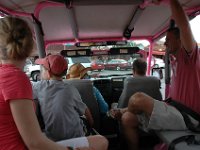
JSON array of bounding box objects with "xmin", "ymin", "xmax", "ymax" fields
[
  {"xmin": 190, "ymin": 15, "xmax": 200, "ymax": 43},
  {"xmin": 135, "ymin": 15, "xmax": 200, "ymax": 46}
]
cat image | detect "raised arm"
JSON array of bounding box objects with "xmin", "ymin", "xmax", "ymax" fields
[
  {"xmin": 10, "ymin": 99, "xmax": 68, "ymax": 150},
  {"xmin": 169, "ymin": 0, "xmax": 196, "ymax": 53}
]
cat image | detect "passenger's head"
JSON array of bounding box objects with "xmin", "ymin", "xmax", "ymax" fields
[
  {"xmin": 164, "ymin": 27, "xmax": 181, "ymax": 56},
  {"xmin": 35, "ymin": 54, "xmax": 67, "ymax": 79},
  {"xmin": 0, "ymin": 17, "xmax": 33, "ymax": 61},
  {"xmin": 66, "ymin": 63, "xmax": 91, "ymax": 79},
  {"xmin": 132, "ymin": 58, "xmax": 147, "ymax": 76}
]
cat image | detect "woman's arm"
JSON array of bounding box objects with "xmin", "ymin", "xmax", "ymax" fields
[{"xmin": 10, "ymin": 99, "xmax": 68, "ymax": 150}]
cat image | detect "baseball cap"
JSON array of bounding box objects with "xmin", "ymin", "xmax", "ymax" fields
[
  {"xmin": 35, "ymin": 55, "xmax": 67, "ymax": 75},
  {"xmin": 66, "ymin": 63, "xmax": 91, "ymax": 79}
]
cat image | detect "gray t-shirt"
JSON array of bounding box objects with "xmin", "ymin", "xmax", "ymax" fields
[{"xmin": 32, "ymin": 80, "xmax": 87, "ymax": 141}]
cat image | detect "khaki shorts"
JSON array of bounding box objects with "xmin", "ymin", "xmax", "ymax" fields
[
  {"xmin": 57, "ymin": 136, "xmax": 89, "ymax": 148},
  {"xmin": 137, "ymin": 99, "xmax": 198, "ymax": 132}
]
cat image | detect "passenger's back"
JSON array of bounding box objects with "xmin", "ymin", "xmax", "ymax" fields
[
  {"xmin": 118, "ymin": 76, "xmax": 162, "ymax": 108},
  {"xmin": 32, "ymin": 80, "xmax": 86, "ymax": 141},
  {"xmin": 64, "ymin": 79, "xmax": 100, "ymax": 131}
]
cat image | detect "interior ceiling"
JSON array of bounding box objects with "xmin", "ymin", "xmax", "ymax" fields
[{"xmin": 0, "ymin": 0, "xmax": 200, "ymax": 45}]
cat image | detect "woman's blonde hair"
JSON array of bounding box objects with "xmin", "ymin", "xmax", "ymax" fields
[{"xmin": 0, "ymin": 17, "xmax": 33, "ymax": 60}]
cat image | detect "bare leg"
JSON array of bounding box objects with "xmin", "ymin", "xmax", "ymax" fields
[
  {"xmin": 87, "ymin": 135, "xmax": 108, "ymax": 150},
  {"xmin": 121, "ymin": 92, "xmax": 154, "ymax": 150},
  {"xmin": 128, "ymin": 92, "xmax": 154, "ymax": 117},
  {"xmin": 121, "ymin": 112, "xmax": 139, "ymax": 150}
]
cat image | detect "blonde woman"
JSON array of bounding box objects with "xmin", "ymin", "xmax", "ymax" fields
[{"xmin": 0, "ymin": 17, "xmax": 108, "ymax": 150}]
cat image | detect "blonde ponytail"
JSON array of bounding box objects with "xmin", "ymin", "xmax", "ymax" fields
[{"xmin": 0, "ymin": 17, "xmax": 33, "ymax": 60}]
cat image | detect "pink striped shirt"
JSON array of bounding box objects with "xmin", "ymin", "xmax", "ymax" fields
[{"xmin": 170, "ymin": 46, "xmax": 200, "ymax": 114}]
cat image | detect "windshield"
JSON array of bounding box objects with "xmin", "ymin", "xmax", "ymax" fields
[
  {"xmin": 25, "ymin": 40, "xmax": 166, "ymax": 81},
  {"xmin": 71, "ymin": 57, "xmax": 91, "ymax": 63},
  {"xmin": 87, "ymin": 51, "xmax": 144, "ymax": 79}
]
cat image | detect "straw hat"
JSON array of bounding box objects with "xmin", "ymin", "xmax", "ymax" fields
[{"xmin": 67, "ymin": 63, "xmax": 91, "ymax": 79}]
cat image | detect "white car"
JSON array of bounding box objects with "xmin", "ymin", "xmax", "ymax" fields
[
  {"xmin": 24, "ymin": 57, "xmax": 91, "ymax": 81},
  {"xmin": 24, "ymin": 59, "xmax": 40, "ymax": 81}
]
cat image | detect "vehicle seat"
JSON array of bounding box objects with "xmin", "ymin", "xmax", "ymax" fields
[
  {"xmin": 93, "ymin": 79, "xmax": 112, "ymax": 108},
  {"xmin": 111, "ymin": 77, "xmax": 126, "ymax": 103},
  {"xmin": 64, "ymin": 79, "xmax": 100, "ymax": 131},
  {"xmin": 118, "ymin": 76, "xmax": 162, "ymax": 108}
]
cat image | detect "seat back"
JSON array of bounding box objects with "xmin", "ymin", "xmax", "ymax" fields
[
  {"xmin": 93, "ymin": 79, "xmax": 112, "ymax": 108},
  {"xmin": 118, "ymin": 76, "xmax": 162, "ymax": 108},
  {"xmin": 111, "ymin": 77, "xmax": 126, "ymax": 103},
  {"xmin": 64, "ymin": 79, "xmax": 100, "ymax": 130}
]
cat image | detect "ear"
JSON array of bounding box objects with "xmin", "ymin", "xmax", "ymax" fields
[
  {"xmin": 47, "ymin": 70, "xmax": 51, "ymax": 79},
  {"xmin": 66, "ymin": 74, "xmax": 70, "ymax": 79}
]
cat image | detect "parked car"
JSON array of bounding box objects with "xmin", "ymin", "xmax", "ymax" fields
[
  {"xmin": 24, "ymin": 59, "xmax": 40, "ymax": 81},
  {"xmin": 91, "ymin": 60, "xmax": 105, "ymax": 71},
  {"xmin": 104, "ymin": 59, "xmax": 131, "ymax": 71}
]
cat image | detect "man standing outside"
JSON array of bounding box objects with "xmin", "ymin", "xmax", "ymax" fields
[{"xmin": 113, "ymin": 0, "xmax": 200, "ymax": 150}]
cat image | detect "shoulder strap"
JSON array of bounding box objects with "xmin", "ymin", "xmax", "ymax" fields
[
  {"xmin": 165, "ymin": 98, "xmax": 200, "ymax": 133},
  {"xmin": 168, "ymin": 135, "xmax": 200, "ymax": 150},
  {"xmin": 181, "ymin": 112, "xmax": 200, "ymax": 133},
  {"xmin": 165, "ymin": 98, "xmax": 200, "ymax": 121},
  {"xmin": 165, "ymin": 99, "xmax": 200, "ymax": 149}
]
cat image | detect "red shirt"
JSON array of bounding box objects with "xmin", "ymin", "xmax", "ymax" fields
[
  {"xmin": 170, "ymin": 46, "xmax": 200, "ymax": 114},
  {"xmin": 0, "ymin": 64, "xmax": 33, "ymax": 150}
]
